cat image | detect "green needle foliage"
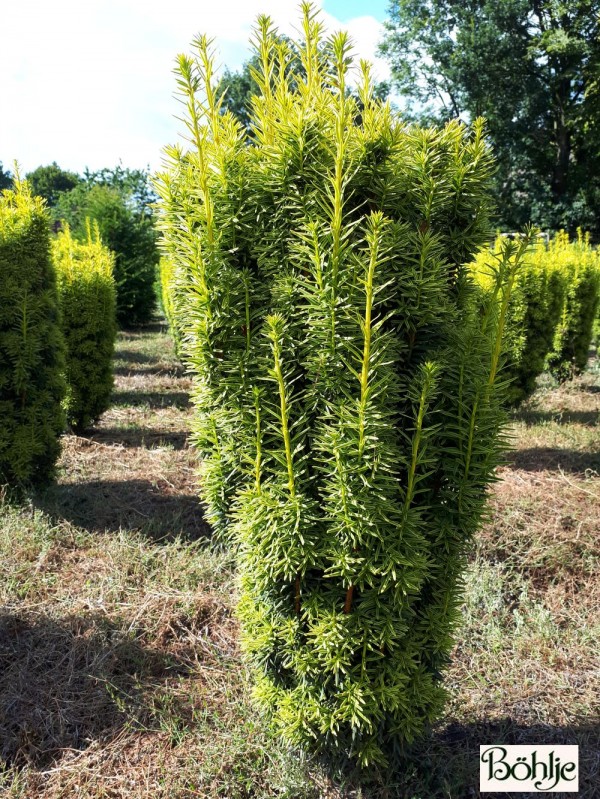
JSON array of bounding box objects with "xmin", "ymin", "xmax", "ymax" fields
[
  {"xmin": 53, "ymin": 222, "xmax": 117, "ymax": 430},
  {"xmin": 471, "ymin": 235, "xmax": 565, "ymax": 406},
  {"xmin": 0, "ymin": 179, "xmax": 65, "ymax": 486},
  {"xmin": 544, "ymin": 231, "xmax": 600, "ymax": 382},
  {"xmin": 156, "ymin": 3, "xmax": 530, "ymax": 765}
]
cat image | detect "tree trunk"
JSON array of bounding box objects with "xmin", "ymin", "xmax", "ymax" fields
[{"xmin": 552, "ymin": 79, "xmax": 571, "ymax": 200}]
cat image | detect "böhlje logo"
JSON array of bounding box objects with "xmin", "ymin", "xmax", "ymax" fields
[{"xmin": 480, "ymin": 745, "xmax": 579, "ymax": 793}]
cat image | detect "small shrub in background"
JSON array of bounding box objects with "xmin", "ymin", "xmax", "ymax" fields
[
  {"xmin": 159, "ymin": 256, "xmax": 184, "ymax": 357},
  {"xmin": 470, "ymin": 235, "xmax": 565, "ymax": 406},
  {"xmin": 56, "ymin": 180, "xmax": 158, "ymax": 326},
  {"xmin": 156, "ymin": 4, "xmax": 531, "ymax": 765},
  {"xmin": 545, "ymin": 230, "xmax": 600, "ymax": 382},
  {"xmin": 53, "ymin": 222, "xmax": 117, "ymax": 430},
  {"xmin": 0, "ymin": 179, "xmax": 65, "ymax": 486}
]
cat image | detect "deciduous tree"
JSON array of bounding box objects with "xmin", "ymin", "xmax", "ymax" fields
[
  {"xmin": 26, "ymin": 162, "xmax": 81, "ymax": 207},
  {"xmin": 380, "ymin": 0, "xmax": 600, "ymax": 235}
]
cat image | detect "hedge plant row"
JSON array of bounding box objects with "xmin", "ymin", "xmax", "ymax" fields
[
  {"xmin": 471, "ymin": 230, "xmax": 600, "ymax": 405},
  {"xmin": 53, "ymin": 222, "xmax": 117, "ymax": 430},
  {"xmin": 0, "ymin": 180, "xmax": 116, "ymax": 488},
  {"xmin": 156, "ymin": 5, "xmax": 531, "ymax": 765}
]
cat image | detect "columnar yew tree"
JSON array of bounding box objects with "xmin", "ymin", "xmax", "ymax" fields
[
  {"xmin": 0, "ymin": 180, "xmax": 65, "ymax": 486},
  {"xmin": 53, "ymin": 222, "xmax": 117, "ymax": 430},
  {"xmin": 156, "ymin": 4, "xmax": 527, "ymax": 764}
]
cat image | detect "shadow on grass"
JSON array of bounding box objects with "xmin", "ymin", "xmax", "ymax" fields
[
  {"xmin": 317, "ymin": 718, "xmax": 599, "ymax": 798},
  {"xmin": 1, "ymin": 605, "xmax": 597, "ymax": 795},
  {"xmin": 87, "ymin": 427, "xmax": 189, "ymax": 450},
  {"xmin": 110, "ymin": 391, "xmax": 191, "ymax": 410},
  {"xmin": 113, "ymin": 362, "xmax": 186, "ymax": 378},
  {"xmin": 113, "ymin": 349, "xmax": 158, "ymax": 366},
  {"xmin": 509, "ymin": 447, "xmax": 600, "ymax": 474},
  {"xmin": 0, "ymin": 610, "xmax": 196, "ymax": 771},
  {"xmin": 515, "ymin": 409, "xmax": 599, "ymax": 427},
  {"xmin": 119, "ymin": 321, "xmax": 167, "ymax": 337},
  {"xmin": 112, "ymin": 342, "xmax": 185, "ymax": 378},
  {"xmin": 36, "ymin": 479, "xmax": 210, "ymax": 542},
  {"xmin": 581, "ymin": 383, "xmax": 600, "ymax": 395}
]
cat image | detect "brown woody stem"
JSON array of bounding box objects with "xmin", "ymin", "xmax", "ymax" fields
[{"xmin": 343, "ymin": 584, "xmax": 354, "ymax": 614}]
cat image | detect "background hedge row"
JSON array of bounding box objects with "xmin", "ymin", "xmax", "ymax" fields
[
  {"xmin": 545, "ymin": 231, "xmax": 600, "ymax": 382},
  {"xmin": 0, "ymin": 181, "xmax": 118, "ymax": 488},
  {"xmin": 471, "ymin": 230, "xmax": 600, "ymax": 405}
]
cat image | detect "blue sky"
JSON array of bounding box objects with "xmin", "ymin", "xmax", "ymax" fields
[
  {"xmin": 324, "ymin": 0, "xmax": 390, "ymax": 22},
  {"xmin": 1, "ymin": 1, "xmax": 393, "ymax": 176}
]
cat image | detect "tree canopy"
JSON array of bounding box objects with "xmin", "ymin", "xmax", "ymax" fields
[
  {"xmin": 380, "ymin": 0, "xmax": 600, "ymax": 236},
  {"xmin": 26, "ymin": 162, "xmax": 81, "ymax": 207},
  {"xmin": 82, "ymin": 165, "xmax": 158, "ymax": 216}
]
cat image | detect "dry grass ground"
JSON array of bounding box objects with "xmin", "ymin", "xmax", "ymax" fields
[{"xmin": 0, "ymin": 323, "xmax": 598, "ymax": 798}]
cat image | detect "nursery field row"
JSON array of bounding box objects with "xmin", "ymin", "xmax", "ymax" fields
[{"xmin": 0, "ymin": 322, "xmax": 598, "ymax": 798}]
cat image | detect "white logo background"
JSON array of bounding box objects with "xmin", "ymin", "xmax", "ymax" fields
[{"xmin": 480, "ymin": 744, "xmax": 579, "ymax": 793}]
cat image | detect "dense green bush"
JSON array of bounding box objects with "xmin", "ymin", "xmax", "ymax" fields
[
  {"xmin": 53, "ymin": 222, "xmax": 117, "ymax": 430},
  {"xmin": 156, "ymin": 6, "xmax": 528, "ymax": 765},
  {"xmin": 545, "ymin": 230, "xmax": 600, "ymax": 381},
  {"xmin": 0, "ymin": 180, "xmax": 65, "ymax": 486},
  {"xmin": 471, "ymin": 235, "xmax": 565, "ymax": 406}
]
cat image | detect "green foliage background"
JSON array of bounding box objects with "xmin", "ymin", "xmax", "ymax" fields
[
  {"xmin": 0, "ymin": 163, "xmax": 12, "ymax": 191},
  {"xmin": 53, "ymin": 223, "xmax": 117, "ymax": 430},
  {"xmin": 26, "ymin": 162, "xmax": 81, "ymax": 207},
  {"xmin": 545, "ymin": 231, "xmax": 600, "ymax": 381},
  {"xmin": 0, "ymin": 181, "xmax": 65, "ymax": 486},
  {"xmin": 471, "ymin": 236, "xmax": 566, "ymax": 406},
  {"xmin": 157, "ymin": 5, "xmax": 528, "ymax": 765}
]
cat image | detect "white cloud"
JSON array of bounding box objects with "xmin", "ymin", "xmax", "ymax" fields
[{"xmin": 1, "ymin": 1, "xmax": 389, "ymax": 174}]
